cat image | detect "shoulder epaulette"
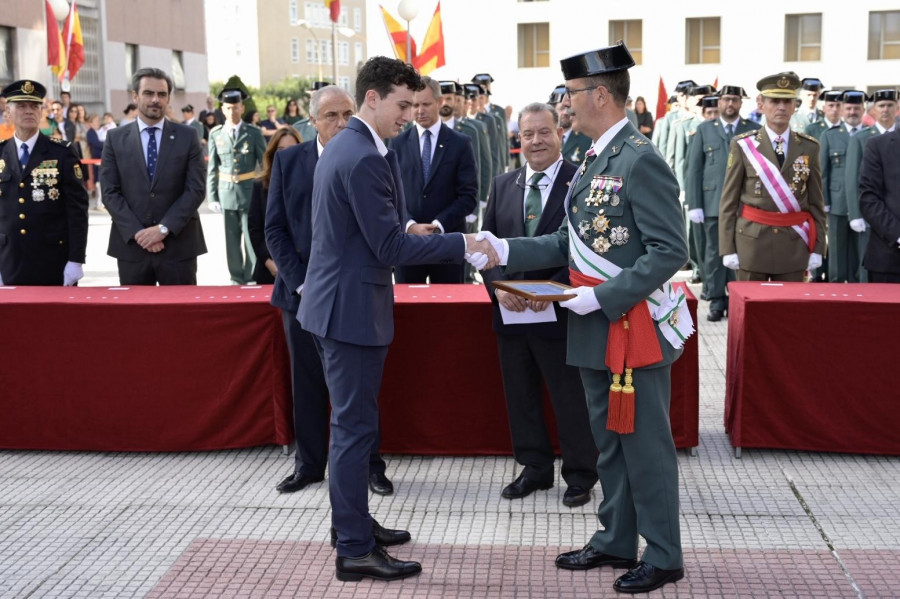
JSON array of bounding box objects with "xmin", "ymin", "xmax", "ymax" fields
[
  {"xmin": 796, "ymin": 131, "xmax": 819, "ymax": 144},
  {"xmin": 623, "ymin": 132, "xmax": 654, "ymax": 151},
  {"xmin": 48, "ymin": 137, "xmax": 72, "ymax": 147},
  {"xmin": 733, "ymin": 130, "xmax": 755, "ymax": 141},
  {"xmin": 210, "ymin": 124, "xmax": 224, "ymax": 133}
]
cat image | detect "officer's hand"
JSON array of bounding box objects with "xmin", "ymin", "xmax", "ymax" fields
[
  {"xmin": 559, "ymin": 286, "xmax": 601, "ymax": 316},
  {"xmin": 849, "ymin": 218, "xmax": 867, "ymax": 233},
  {"xmin": 209, "ymin": 201, "xmax": 223, "ymax": 214},
  {"xmin": 688, "ymin": 208, "xmax": 705, "ymax": 224},
  {"xmin": 265, "ymin": 258, "xmax": 278, "ymax": 277},
  {"xmin": 63, "ymin": 262, "xmax": 83, "ymax": 286},
  {"xmin": 807, "ymin": 252, "xmax": 823, "ymax": 270},
  {"xmin": 722, "ymin": 253, "xmax": 740, "ymax": 270},
  {"xmin": 496, "ymin": 289, "xmax": 527, "ymax": 312}
]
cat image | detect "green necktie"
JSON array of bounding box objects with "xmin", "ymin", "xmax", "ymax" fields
[{"xmin": 524, "ymin": 172, "xmax": 544, "ymax": 236}]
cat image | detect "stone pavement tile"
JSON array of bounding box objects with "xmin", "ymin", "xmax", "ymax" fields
[{"xmin": 840, "ymin": 550, "xmax": 900, "ymax": 598}]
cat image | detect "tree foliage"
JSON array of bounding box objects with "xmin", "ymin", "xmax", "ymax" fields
[{"xmin": 210, "ymin": 76, "xmax": 317, "ymax": 123}]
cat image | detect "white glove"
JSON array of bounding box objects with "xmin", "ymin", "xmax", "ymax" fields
[
  {"xmin": 722, "ymin": 253, "xmax": 740, "ymax": 270},
  {"xmin": 0, "ymin": 272, "xmax": 4, "ymax": 286},
  {"xmin": 824, "ymin": 205, "xmax": 830, "ymax": 213},
  {"xmin": 559, "ymin": 286, "xmax": 601, "ymax": 315},
  {"xmin": 63, "ymin": 262, "xmax": 83, "ymax": 286},
  {"xmin": 807, "ymin": 252, "xmax": 823, "ymax": 270},
  {"xmin": 208, "ymin": 201, "xmax": 223, "ymax": 214},
  {"xmin": 849, "ymin": 219, "xmax": 867, "ymax": 233},
  {"xmin": 464, "ymin": 251, "xmax": 489, "ymax": 270},
  {"xmin": 688, "ymin": 208, "xmax": 705, "ymax": 223},
  {"xmin": 475, "ymin": 230, "xmax": 509, "ymax": 266}
]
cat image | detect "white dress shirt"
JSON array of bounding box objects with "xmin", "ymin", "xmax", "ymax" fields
[
  {"xmin": 137, "ymin": 117, "xmax": 164, "ymax": 166},
  {"xmin": 13, "ymin": 132, "xmax": 38, "ymax": 166},
  {"xmin": 522, "ymin": 155, "xmax": 564, "ymax": 214}
]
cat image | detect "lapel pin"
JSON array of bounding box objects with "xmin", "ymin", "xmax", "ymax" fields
[
  {"xmin": 439, "ymin": 144, "xmax": 444, "ymax": 148},
  {"xmin": 170, "ymin": 135, "xmax": 175, "ymax": 139}
]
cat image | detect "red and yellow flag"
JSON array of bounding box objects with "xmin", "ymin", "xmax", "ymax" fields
[
  {"xmin": 655, "ymin": 76, "xmax": 668, "ymax": 121},
  {"xmin": 380, "ymin": 5, "xmax": 417, "ymax": 64},
  {"xmin": 325, "ymin": 0, "xmax": 340, "ymax": 23},
  {"xmin": 413, "ymin": 1, "xmax": 445, "ymax": 76},
  {"xmin": 61, "ymin": 0, "xmax": 85, "ymax": 81},
  {"xmin": 46, "ymin": 0, "xmax": 67, "ymax": 77}
]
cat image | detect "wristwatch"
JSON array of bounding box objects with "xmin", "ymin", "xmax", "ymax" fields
[{"xmin": 158, "ymin": 224, "xmax": 169, "ymax": 236}]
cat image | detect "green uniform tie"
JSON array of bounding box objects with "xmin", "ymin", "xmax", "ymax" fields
[{"xmin": 525, "ymin": 172, "xmax": 544, "ymax": 236}]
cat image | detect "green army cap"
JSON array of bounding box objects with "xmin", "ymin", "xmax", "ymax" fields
[{"xmin": 757, "ymin": 72, "xmax": 801, "ymax": 99}]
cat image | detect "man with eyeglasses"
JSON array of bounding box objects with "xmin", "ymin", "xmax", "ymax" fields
[
  {"xmin": 548, "ymin": 84, "xmax": 592, "ymax": 164},
  {"xmin": 480, "ymin": 102, "xmax": 597, "ymax": 509}
]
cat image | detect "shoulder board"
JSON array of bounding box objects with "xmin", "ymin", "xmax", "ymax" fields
[
  {"xmin": 245, "ymin": 123, "xmax": 262, "ymax": 132},
  {"xmin": 796, "ymin": 131, "xmax": 819, "ymax": 144},
  {"xmin": 210, "ymin": 125, "xmax": 224, "ymax": 133},
  {"xmin": 733, "ymin": 130, "xmax": 755, "ymax": 141},
  {"xmin": 623, "ymin": 133, "xmax": 654, "ymax": 151},
  {"xmin": 48, "ymin": 137, "xmax": 72, "ymax": 147}
]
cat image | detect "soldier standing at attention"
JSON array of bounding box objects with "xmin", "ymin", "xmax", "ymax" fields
[
  {"xmin": 548, "ymin": 84, "xmax": 592, "ymax": 164},
  {"xmin": 207, "ymin": 88, "xmax": 267, "ymax": 284},
  {"xmin": 790, "ymin": 78, "xmax": 825, "ymax": 133}
]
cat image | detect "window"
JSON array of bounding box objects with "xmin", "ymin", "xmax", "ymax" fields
[
  {"xmin": 354, "ymin": 8, "xmax": 362, "ymax": 32},
  {"xmin": 609, "ymin": 20, "xmax": 642, "ymax": 65},
  {"xmin": 338, "ymin": 76, "xmax": 350, "ymax": 90},
  {"xmin": 306, "ymin": 39, "xmax": 318, "ymax": 64},
  {"xmin": 289, "ymin": 0, "xmax": 299, "ymax": 24},
  {"xmin": 0, "ymin": 27, "xmax": 13, "ymax": 87},
  {"xmin": 355, "ymin": 42, "xmax": 363, "ymax": 66},
  {"xmin": 125, "ymin": 43, "xmax": 138, "ymax": 87},
  {"xmin": 518, "ymin": 23, "xmax": 550, "ymax": 68},
  {"xmin": 171, "ymin": 50, "xmax": 186, "ymax": 90},
  {"xmin": 869, "ymin": 11, "xmax": 900, "ymax": 60},
  {"xmin": 785, "ymin": 14, "xmax": 821, "ymax": 61},
  {"xmin": 338, "ymin": 41, "xmax": 349, "ymax": 66},
  {"xmin": 685, "ymin": 17, "xmax": 720, "ymax": 64},
  {"xmin": 339, "ymin": 7, "xmax": 348, "ymax": 27},
  {"xmin": 291, "ymin": 38, "xmax": 300, "ymax": 63},
  {"xmin": 320, "ymin": 39, "xmax": 333, "ymax": 64}
]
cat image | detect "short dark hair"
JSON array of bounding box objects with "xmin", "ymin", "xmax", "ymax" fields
[
  {"xmin": 518, "ymin": 102, "xmax": 558, "ymax": 129},
  {"xmin": 354, "ymin": 56, "xmax": 424, "ymax": 109},
  {"xmin": 131, "ymin": 67, "xmax": 174, "ymax": 94},
  {"xmin": 123, "ymin": 103, "xmax": 137, "ymax": 114},
  {"xmin": 587, "ymin": 70, "xmax": 630, "ymax": 106}
]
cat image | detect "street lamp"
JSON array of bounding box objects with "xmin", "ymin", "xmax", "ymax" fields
[
  {"xmin": 293, "ymin": 19, "xmax": 323, "ymax": 81},
  {"xmin": 397, "ymin": 0, "xmax": 420, "ymax": 66}
]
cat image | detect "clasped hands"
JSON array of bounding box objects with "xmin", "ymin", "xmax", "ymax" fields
[
  {"xmin": 464, "ymin": 231, "xmax": 505, "ymax": 270},
  {"xmin": 135, "ymin": 227, "xmax": 167, "ymax": 253}
]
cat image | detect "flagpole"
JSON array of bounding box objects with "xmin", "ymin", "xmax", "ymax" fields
[
  {"xmin": 397, "ymin": 0, "xmax": 419, "ymax": 65},
  {"xmin": 332, "ymin": 22, "xmax": 338, "ymax": 84}
]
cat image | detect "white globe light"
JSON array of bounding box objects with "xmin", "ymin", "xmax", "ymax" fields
[
  {"xmin": 48, "ymin": 0, "xmax": 70, "ymax": 21},
  {"xmin": 397, "ymin": 0, "xmax": 419, "ymax": 22}
]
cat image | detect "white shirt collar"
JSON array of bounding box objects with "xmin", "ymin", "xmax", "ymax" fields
[
  {"xmin": 720, "ymin": 116, "xmax": 739, "ymax": 128},
  {"xmin": 524, "ymin": 155, "xmax": 563, "ymax": 185},
  {"xmin": 764, "ymin": 124, "xmax": 789, "ymax": 152},
  {"xmin": 13, "ymin": 131, "xmax": 39, "ymax": 155},
  {"xmin": 876, "ymin": 123, "xmax": 895, "ymax": 134},
  {"xmin": 316, "ymin": 135, "xmax": 325, "ymax": 157},
  {"xmin": 589, "ymin": 117, "xmax": 630, "ymax": 155},
  {"xmin": 443, "ymin": 116, "xmax": 456, "ymax": 129},
  {"xmin": 415, "ymin": 120, "xmax": 441, "ymax": 139},
  {"xmin": 137, "ymin": 116, "xmax": 164, "ymax": 133},
  {"xmin": 352, "ymin": 115, "xmax": 388, "ymax": 156}
]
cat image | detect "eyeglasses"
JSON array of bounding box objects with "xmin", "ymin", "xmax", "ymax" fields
[{"xmin": 564, "ymin": 86, "xmax": 598, "ymax": 99}]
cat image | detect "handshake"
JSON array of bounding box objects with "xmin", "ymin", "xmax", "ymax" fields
[{"xmin": 463, "ymin": 231, "xmax": 506, "ymax": 270}]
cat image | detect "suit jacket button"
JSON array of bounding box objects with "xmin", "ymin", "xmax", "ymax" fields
[
  {"xmin": 18, "ymin": 213, "xmax": 25, "ymax": 220},
  {"xmin": 19, "ymin": 182, "xmax": 25, "ymax": 188},
  {"xmin": 59, "ymin": 240, "xmax": 64, "ymax": 245},
  {"xmin": 150, "ymin": 193, "xmax": 155, "ymax": 198},
  {"xmin": 20, "ymin": 229, "xmax": 26, "ymax": 235},
  {"xmin": 18, "ymin": 198, "xmax": 25, "ymax": 204}
]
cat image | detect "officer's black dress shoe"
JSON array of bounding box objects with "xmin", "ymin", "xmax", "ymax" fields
[
  {"xmin": 335, "ymin": 545, "xmax": 422, "ymax": 582},
  {"xmin": 501, "ymin": 474, "xmax": 552, "ymax": 499},
  {"xmin": 562, "ymin": 486, "xmax": 592, "ymax": 507},
  {"xmin": 706, "ymin": 309, "xmax": 724, "ymax": 322},
  {"xmin": 555, "ymin": 544, "xmax": 638, "ymax": 570},
  {"xmin": 330, "ymin": 519, "xmax": 412, "ymax": 548},
  {"xmin": 275, "ymin": 472, "xmax": 324, "ymax": 493},
  {"xmin": 368, "ymin": 472, "xmax": 394, "ymax": 495},
  {"xmin": 690, "ymin": 273, "xmax": 702, "ymax": 284},
  {"xmin": 613, "ymin": 561, "xmax": 684, "ymax": 594}
]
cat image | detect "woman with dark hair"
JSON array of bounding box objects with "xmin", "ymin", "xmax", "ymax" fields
[
  {"xmin": 283, "ymin": 99, "xmax": 303, "ymax": 125},
  {"xmin": 635, "ymin": 95, "xmax": 654, "ymax": 137},
  {"xmin": 247, "ymin": 127, "xmax": 303, "ymax": 283}
]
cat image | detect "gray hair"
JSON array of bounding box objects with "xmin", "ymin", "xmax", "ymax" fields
[
  {"xmin": 517, "ymin": 102, "xmax": 558, "ymax": 128},
  {"xmin": 586, "ymin": 70, "xmax": 630, "ymax": 106},
  {"xmin": 131, "ymin": 68, "xmax": 174, "ymax": 94},
  {"xmin": 310, "ymin": 85, "xmax": 355, "ymax": 119},
  {"xmin": 420, "ymin": 76, "xmax": 442, "ymax": 101}
]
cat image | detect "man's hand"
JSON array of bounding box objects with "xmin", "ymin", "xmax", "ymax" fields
[
  {"xmin": 265, "ymin": 258, "xmax": 278, "ymax": 277},
  {"xmin": 63, "ymin": 262, "xmax": 83, "ymax": 286},
  {"xmin": 208, "ymin": 201, "xmax": 223, "ymax": 214},
  {"xmin": 808, "ymin": 252, "xmax": 822, "ymax": 270},
  {"xmin": 135, "ymin": 226, "xmax": 166, "ymax": 250},
  {"xmin": 408, "ymin": 223, "xmax": 438, "ymax": 236},
  {"xmin": 145, "ymin": 241, "xmax": 165, "ymax": 253},
  {"xmin": 530, "ymin": 300, "xmax": 551, "ymax": 313},
  {"xmin": 722, "ymin": 253, "xmax": 740, "ymax": 270},
  {"xmin": 559, "ymin": 286, "xmax": 601, "ymax": 315},
  {"xmin": 475, "ymin": 231, "xmax": 508, "ymax": 265},
  {"xmin": 464, "ymin": 233, "xmax": 499, "ymax": 270},
  {"xmin": 495, "ymin": 289, "xmax": 527, "ymax": 312},
  {"xmin": 849, "ymin": 218, "xmax": 867, "ymax": 233},
  {"xmin": 688, "ymin": 208, "xmax": 705, "ymax": 224}
]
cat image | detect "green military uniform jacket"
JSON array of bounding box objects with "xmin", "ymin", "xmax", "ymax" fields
[
  {"xmin": 790, "ymin": 108, "xmax": 824, "ymax": 133},
  {"xmin": 844, "ymin": 126, "xmax": 882, "ymax": 221},
  {"xmin": 486, "ymin": 103, "xmax": 509, "ymax": 164},
  {"xmin": 652, "ymin": 110, "xmax": 676, "ymax": 161},
  {"xmin": 449, "ymin": 117, "xmax": 491, "ymax": 204},
  {"xmin": 562, "ymin": 129, "xmax": 593, "ymax": 165},
  {"xmin": 685, "ymin": 118, "xmax": 760, "ymax": 216},
  {"xmin": 820, "ymin": 123, "xmax": 856, "ymax": 215},
  {"xmin": 665, "ymin": 110, "xmax": 693, "ymax": 169},
  {"xmin": 476, "ymin": 111, "xmax": 504, "ymax": 179},
  {"xmin": 672, "ymin": 115, "xmax": 702, "ymax": 189},
  {"xmin": 719, "ymin": 128, "xmax": 826, "ymax": 274},
  {"xmin": 207, "ymin": 122, "xmax": 266, "ymax": 211},
  {"xmin": 804, "ymin": 119, "xmax": 837, "ymax": 141},
  {"xmin": 292, "ymin": 118, "xmax": 317, "ymax": 144}
]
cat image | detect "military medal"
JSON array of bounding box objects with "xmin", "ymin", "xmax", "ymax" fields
[
  {"xmin": 48, "ymin": 188, "xmax": 60, "ymax": 200},
  {"xmin": 32, "ymin": 188, "xmax": 45, "ymax": 202},
  {"xmin": 591, "ymin": 236, "xmax": 611, "ymax": 255},
  {"xmin": 609, "ymin": 226, "xmax": 630, "ymax": 246},
  {"xmin": 578, "ymin": 220, "xmax": 592, "ymax": 239},
  {"xmin": 240, "ymin": 142, "xmax": 249, "ymax": 154},
  {"xmin": 587, "ymin": 176, "xmax": 604, "ymax": 206},
  {"xmin": 0, "ymin": 159, "xmax": 5, "ymax": 172},
  {"xmin": 754, "ymin": 180, "xmax": 762, "ymax": 197},
  {"xmin": 592, "ymin": 214, "xmax": 610, "ymax": 234}
]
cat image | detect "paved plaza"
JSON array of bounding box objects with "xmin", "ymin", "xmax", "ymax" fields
[{"xmin": 1, "ymin": 211, "xmax": 899, "ymax": 598}]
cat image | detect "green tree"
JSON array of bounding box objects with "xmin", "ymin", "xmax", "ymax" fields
[{"xmin": 210, "ymin": 76, "xmax": 318, "ymax": 123}]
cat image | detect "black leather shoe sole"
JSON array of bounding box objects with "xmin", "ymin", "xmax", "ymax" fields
[
  {"xmin": 556, "ymin": 556, "xmax": 638, "ymax": 571},
  {"xmin": 562, "ymin": 488, "xmax": 592, "ymax": 507},
  {"xmin": 335, "ymin": 565, "xmax": 422, "ymax": 582},
  {"xmin": 330, "ymin": 526, "xmax": 412, "ymax": 548},
  {"xmin": 335, "ymin": 548, "xmax": 422, "ymax": 582}
]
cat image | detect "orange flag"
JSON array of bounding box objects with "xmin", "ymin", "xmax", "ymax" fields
[
  {"xmin": 61, "ymin": 0, "xmax": 85, "ymax": 82},
  {"xmin": 413, "ymin": 1, "xmax": 446, "ymax": 76},
  {"xmin": 325, "ymin": 0, "xmax": 340, "ymax": 23},
  {"xmin": 655, "ymin": 76, "xmax": 668, "ymax": 121},
  {"xmin": 46, "ymin": 0, "xmax": 66, "ymax": 77},
  {"xmin": 380, "ymin": 5, "xmax": 417, "ymax": 64}
]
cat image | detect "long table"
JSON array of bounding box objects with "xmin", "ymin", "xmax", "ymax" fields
[{"xmin": 725, "ymin": 282, "xmax": 900, "ymax": 455}]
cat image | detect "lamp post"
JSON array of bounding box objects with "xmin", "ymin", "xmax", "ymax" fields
[
  {"xmin": 293, "ymin": 19, "xmax": 323, "ymax": 81},
  {"xmin": 397, "ymin": 0, "xmax": 420, "ymax": 65}
]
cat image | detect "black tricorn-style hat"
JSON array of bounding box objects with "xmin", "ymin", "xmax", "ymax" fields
[
  {"xmin": 690, "ymin": 84, "xmax": 716, "ymax": 96},
  {"xmin": 462, "ymin": 83, "xmax": 481, "ymax": 99},
  {"xmin": 560, "ymin": 41, "xmax": 635, "ymax": 80},
  {"xmin": 718, "ymin": 85, "xmax": 748, "ymax": 99},
  {"xmin": 841, "ymin": 90, "xmax": 869, "ymax": 104},
  {"xmin": 819, "ymin": 89, "xmax": 844, "ymax": 102},
  {"xmin": 548, "ymin": 84, "xmax": 567, "ymax": 105},
  {"xmin": 801, "ymin": 78, "xmax": 825, "ymax": 91},
  {"xmin": 872, "ymin": 89, "xmax": 899, "ymax": 102},
  {"xmin": 667, "ymin": 95, "xmax": 678, "ymax": 104},
  {"xmin": 439, "ymin": 81, "xmax": 459, "ymax": 95},
  {"xmin": 700, "ymin": 96, "xmax": 719, "ymax": 109},
  {"xmin": 181, "ymin": 104, "xmax": 194, "ymax": 113},
  {"xmin": 472, "ymin": 73, "xmax": 493, "ymax": 84},
  {"xmin": 217, "ymin": 88, "xmax": 249, "ymax": 104},
  {"xmin": 675, "ymin": 80, "xmax": 698, "ymax": 93},
  {"xmin": 2, "ymin": 80, "xmax": 47, "ymax": 103}
]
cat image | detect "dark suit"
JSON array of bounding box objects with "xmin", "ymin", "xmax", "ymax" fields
[
  {"xmin": 391, "ymin": 123, "xmax": 477, "ymax": 283},
  {"xmin": 481, "ymin": 160, "xmax": 597, "ymax": 489},
  {"xmin": 299, "ymin": 117, "xmax": 464, "ymax": 558},
  {"xmin": 265, "ymin": 140, "xmax": 387, "ymax": 479},
  {"xmin": 248, "ymin": 180, "xmax": 274, "ymax": 285},
  {"xmin": 100, "ymin": 119, "xmax": 207, "ymax": 285},
  {"xmin": 0, "ymin": 135, "xmax": 88, "ymax": 285},
  {"xmin": 859, "ymin": 129, "xmax": 900, "ymax": 281}
]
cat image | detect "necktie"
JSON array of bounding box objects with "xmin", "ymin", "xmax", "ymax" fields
[
  {"xmin": 233, "ymin": 127, "xmax": 238, "ymax": 141},
  {"xmin": 808, "ymin": 112, "xmax": 815, "ymax": 123},
  {"xmin": 146, "ymin": 126, "xmax": 158, "ymax": 180},
  {"xmin": 774, "ymin": 136, "xmax": 785, "ymax": 167},
  {"xmin": 19, "ymin": 143, "xmax": 30, "ymax": 169},
  {"xmin": 421, "ymin": 129, "xmax": 432, "ymax": 180},
  {"xmin": 849, "ymin": 127, "xmax": 858, "ymax": 136},
  {"xmin": 725, "ymin": 123, "xmax": 734, "ymax": 141},
  {"xmin": 524, "ymin": 172, "xmax": 545, "ymax": 236}
]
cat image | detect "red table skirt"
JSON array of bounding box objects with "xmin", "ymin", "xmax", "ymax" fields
[{"xmin": 725, "ymin": 282, "xmax": 900, "ymax": 455}]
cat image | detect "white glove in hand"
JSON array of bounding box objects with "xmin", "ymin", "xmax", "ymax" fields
[
  {"xmin": 807, "ymin": 252, "xmax": 823, "ymax": 270},
  {"xmin": 0, "ymin": 272, "xmax": 4, "ymax": 286},
  {"xmin": 688, "ymin": 208, "xmax": 705, "ymax": 224},
  {"xmin": 559, "ymin": 286, "xmax": 601, "ymax": 315},
  {"xmin": 722, "ymin": 253, "xmax": 740, "ymax": 270},
  {"xmin": 464, "ymin": 252, "xmax": 489, "ymax": 270},
  {"xmin": 63, "ymin": 262, "xmax": 83, "ymax": 286},
  {"xmin": 475, "ymin": 230, "xmax": 509, "ymax": 266},
  {"xmin": 209, "ymin": 201, "xmax": 223, "ymax": 214},
  {"xmin": 849, "ymin": 219, "xmax": 867, "ymax": 233}
]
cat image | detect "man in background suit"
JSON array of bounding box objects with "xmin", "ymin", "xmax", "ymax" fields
[
  {"xmin": 181, "ymin": 105, "xmax": 205, "ymax": 142},
  {"xmin": 858, "ymin": 125, "xmax": 900, "ymax": 282},
  {"xmin": 298, "ymin": 56, "xmax": 496, "ymax": 582},
  {"xmin": 480, "ymin": 102, "xmax": 597, "ymax": 508},
  {"xmin": 392, "ymin": 76, "xmax": 478, "ymax": 283},
  {"xmin": 266, "ymin": 86, "xmax": 395, "ymax": 498},
  {"xmin": 100, "ymin": 68, "xmax": 206, "ymax": 285}
]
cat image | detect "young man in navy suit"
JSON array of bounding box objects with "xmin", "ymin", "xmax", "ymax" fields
[{"xmin": 298, "ymin": 56, "xmax": 497, "ymax": 582}]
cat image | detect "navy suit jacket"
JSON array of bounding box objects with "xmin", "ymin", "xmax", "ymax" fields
[
  {"xmin": 299, "ymin": 117, "xmax": 465, "ymax": 347},
  {"xmin": 859, "ymin": 129, "xmax": 900, "ymax": 274},
  {"xmin": 265, "ymin": 140, "xmax": 318, "ymax": 311},
  {"xmin": 481, "ymin": 160, "xmax": 577, "ymax": 337},
  {"xmin": 391, "ymin": 123, "xmax": 477, "ymax": 232}
]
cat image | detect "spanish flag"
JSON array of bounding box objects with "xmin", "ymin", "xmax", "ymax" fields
[
  {"xmin": 380, "ymin": 5, "xmax": 417, "ymax": 64},
  {"xmin": 655, "ymin": 76, "xmax": 667, "ymax": 121},
  {"xmin": 325, "ymin": 0, "xmax": 340, "ymax": 23},
  {"xmin": 61, "ymin": 0, "xmax": 85, "ymax": 81},
  {"xmin": 413, "ymin": 1, "xmax": 445, "ymax": 76},
  {"xmin": 46, "ymin": 0, "xmax": 66, "ymax": 77}
]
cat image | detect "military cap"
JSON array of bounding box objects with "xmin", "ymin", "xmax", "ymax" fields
[
  {"xmin": 548, "ymin": 84, "xmax": 567, "ymax": 105},
  {"xmin": 2, "ymin": 80, "xmax": 46, "ymax": 103},
  {"xmin": 560, "ymin": 41, "xmax": 635, "ymax": 80},
  {"xmin": 218, "ymin": 88, "xmax": 249, "ymax": 104},
  {"xmin": 439, "ymin": 81, "xmax": 458, "ymax": 95},
  {"xmin": 757, "ymin": 72, "xmax": 801, "ymax": 99},
  {"xmin": 181, "ymin": 104, "xmax": 194, "ymax": 113},
  {"xmin": 841, "ymin": 90, "xmax": 869, "ymax": 104},
  {"xmin": 312, "ymin": 81, "xmax": 332, "ymax": 91},
  {"xmin": 675, "ymin": 80, "xmax": 698, "ymax": 93},
  {"xmin": 819, "ymin": 89, "xmax": 843, "ymax": 103},
  {"xmin": 667, "ymin": 95, "xmax": 678, "ymax": 105},
  {"xmin": 472, "ymin": 73, "xmax": 494, "ymax": 84},
  {"xmin": 462, "ymin": 83, "xmax": 481, "ymax": 99},
  {"xmin": 690, "ymin": 84, "xmax": 716, "ymax": 96},
  {"xmin": 700, "ymin": 96, "xmax": 719, "ymax": 109},
  {"xmin": 718, "ymin": 85, "xmax": 749, "ymax": 98},
  {"xmin": 801, "ymin": 78, "xmax": 825, "ymax": 91},
  {"xmin": 872, "ymin": 89, "xmax": 899, "ymax": 103}
]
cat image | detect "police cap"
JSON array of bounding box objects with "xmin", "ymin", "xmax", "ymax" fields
[
  {"xmin": 2, "ymin": 80, "xmax": 47, "ymax": 103},
  {"xmin": 559, "ymin": 42, "xmax": 635, "ymax": 81}
]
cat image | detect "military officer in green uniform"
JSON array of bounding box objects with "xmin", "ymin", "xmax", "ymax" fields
[
  {"xmin": 805, "ymin": 89, "xmax": 842, "ymax": 140},
  {"xmin": 477, "ymin": 43, "xmax": 691, "ymax": 595},
  {"xmin": 293, "ymin": 81, "xmax": 330, "ymax": 143},
  {"xmin": 790, "ymin": 78, "xmax": 825, "ymax": 133},
  {"xmin": 549, "ymin": 84, "xmax": 592, "ymax": 164},
  {"xmin": 0, "ymin": 80, "xmax": 88, "ymax": 286},
  {"xmin": 440, "ymin": 81, "xmax": 489, "ymax": 210},
  {"xmin": 467, "ymin": 84, "xmax": 505, "ymax": 181},
  {"xmin": 473, "ymin": 74, "xmax": 509, "ymax": 170},
  {"xmin": 653, "ymin": 80, "xmax": 694, "ymax": 163},
  {"xmin": 685, "ymin": 86, "xmax": 759, "ymax": 321},
  {"xmin": 207, "ymin": 88, "xmax": 267, "ymax": 284}
]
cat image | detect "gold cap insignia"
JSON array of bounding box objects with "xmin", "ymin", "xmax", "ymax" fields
[
  {"xmin": 776, "ymin": 77, "xmax": 790, "ymax": 89},
  {"xmin": 22, "ymin": 81, "xmax": 34, "ymax": 94}
]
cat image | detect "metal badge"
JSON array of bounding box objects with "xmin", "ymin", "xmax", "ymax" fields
[
  {"xmin": 578, "ymin": 220, "xmax": 592, "ymax": 239},
  {"xmin": 592, "ymin": 214, "xmax": 610, "ymax": 234},
  {"xmin": 32, "ymin": 188, "xmax": 45, "ymax": 202},
  {"xmin": 609, "ymin": 226, "xmax": 630, "ymax": 246},
  {"xmin": 48, "ymin": 188, "xmax": 60, "ymax": 200},
  {"xmin": 592, "ymin": 236, "xmax": 611, "ymax": 255}
]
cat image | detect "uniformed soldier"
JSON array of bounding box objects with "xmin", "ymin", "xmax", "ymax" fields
[
  {"xmin": 720, "ymin": 72, "xmax": 826, "ymax": 282},
  {"xmin": 0, "ymin": 80, "xmax": 88, "ymax": 286},
  {"xmin": 440, "ymin": 81, "xmax": 489, "ymax": 208},
  {"xmin": 181, "ymin": 105, "xmax": 205, "ymax": 142},
  {"xmin": 653, "ymin": 80, "xmax": 695, "ymax": 163},
  {"xmin": 467, "ymin": 83, "xmax": 505, "ymax": 180},
  {"xmin": 790, "ymin": 78, "xmax": 825, "ymax": 133},
  {"xmin": 292, "ymin": 81, "xmax": 330, "ymax": 143},
  {"xmin": 207, "ymin": 88, "xmax": 267, "ymax": 284},
  {"xmin": 472, "ymin": 73, "xmax": 509, "ymax": 169},
  {"xmin": 685, "ymin": 86, "xmax": 760, "ymax": 321},
  {"xmin": 548, "ymin": 84, "xmax": 592, "ymax": 164},
  {"xmin": 820, "ymin": 90, "xmax": 868, "ymax": 282}
]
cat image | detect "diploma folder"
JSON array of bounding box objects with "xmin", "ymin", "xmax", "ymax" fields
[{"xmin": 491, "ymin": 280, "xmax": 575, "ymax": 302}]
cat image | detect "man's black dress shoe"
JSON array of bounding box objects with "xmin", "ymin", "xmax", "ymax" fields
[
  {"xmin": 501, "ymin": 474, "xmax": 552, "ymax": 499},
  {"xmin": 330, "ymin": 519, "xmax": 412, "ymax": 548},
  {"xmin": 562, "ymin": 486, "xmax": 592, "ymax": 507},
  {"xmin": 706, "ymin": 309, "xmax": 724, "ymax": 322},
  {"xmin": 690, "ymin": 273, "xmax": 702, "ymax": 284},
  {"xmin": 335, "ymin": 545, "xmax": 422, "ymax": 582},
  {"xmin": 555, "ymin": 544, "xmax": 637, "ymax": 570},
  {"xmin": 613, "ymin": 561, "xmax": 684, "ymax": 594},
  {"xmin": 275, "ymin": 472, "xmax": 324, "ymax": 493},
  {"xmin": 368, "ymin": 472, "xmax": 394, "ymax": 495}
]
